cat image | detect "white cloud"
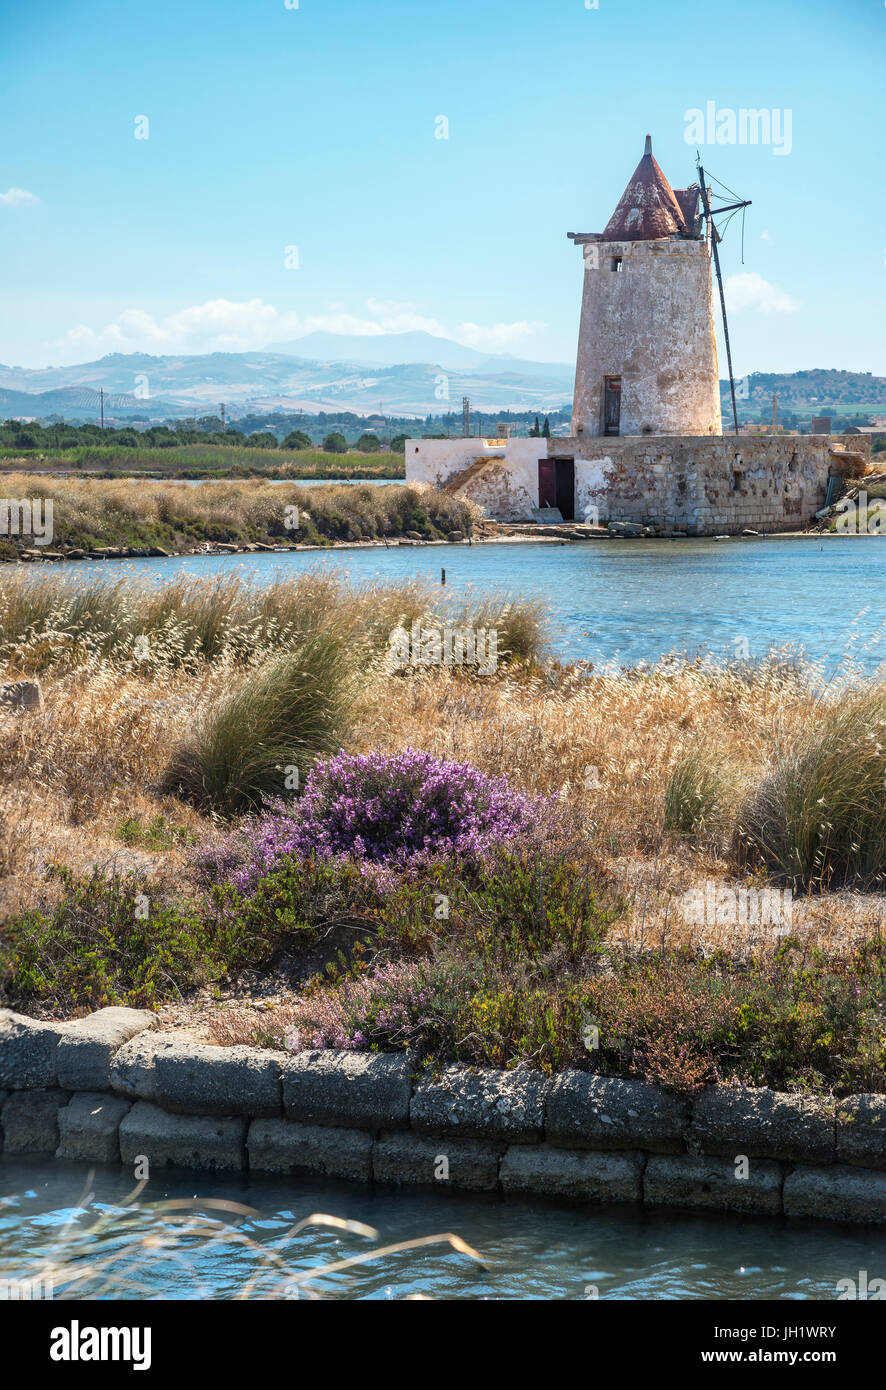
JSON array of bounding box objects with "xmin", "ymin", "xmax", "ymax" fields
[
  {"xmin": 457, "ymin": 320, "xmax": 546, "ymax": 351},
  {"xmin": 724, "ymin": 271, "xmax": 798, "ymax": 314},
  {"xmin": 57, "ymin": 296, "xmax": 546, "ymax": 357},
  {"xmin": 0, "ymin": 187, "xmax": 39, "ymax": 208}
]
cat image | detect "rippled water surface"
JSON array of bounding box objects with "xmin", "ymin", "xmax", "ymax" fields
[
  {"xmin": 2, "ymin": 1159, "xmax": 885, "ymax": 1300},
  {"xmin": 38, "ymin": 534, "xmax": 886, "ymax": 671}
]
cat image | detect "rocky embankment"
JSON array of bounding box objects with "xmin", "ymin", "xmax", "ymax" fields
[{"xmin": 2, "ymin": 1007, "xmax": 885, "ymax": 1224}]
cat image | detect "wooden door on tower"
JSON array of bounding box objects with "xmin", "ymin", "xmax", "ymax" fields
[{"xmin": 604, "ymin": 376, "xmax": 622, "ymax": 436}]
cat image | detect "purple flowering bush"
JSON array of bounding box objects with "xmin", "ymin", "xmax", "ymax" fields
[{"xmin": 230, "ymin": 747, "xmax": 548, "ymax": 890}]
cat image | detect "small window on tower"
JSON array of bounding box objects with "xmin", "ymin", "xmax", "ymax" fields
[{"xmin": 611, "ymin": 256, "xmax": 623, "ymax": 272}]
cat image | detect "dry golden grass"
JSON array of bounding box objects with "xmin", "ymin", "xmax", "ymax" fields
[
  {"xmin": 353, "ymin": 662, "xmax": 886, "ymax": 954},
  {"xmin": 3, "ymin": 636, "xmax": 884, "ymax": 955},
  {"xmin": 1, "ymin": 567, "xmax": 884, "ymax": 955},
  {"xmin": 0, "ymin": 471, "xmax": 478, "ymax": 549}
]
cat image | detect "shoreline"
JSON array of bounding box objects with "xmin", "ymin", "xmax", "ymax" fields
[
  {"xmin": 3, "ymin": 528, "xmax": 885, "ymax": 565},
  {"xmin": 2, "ymin": 1007, "xmax": 884, "ymax": 1224}
]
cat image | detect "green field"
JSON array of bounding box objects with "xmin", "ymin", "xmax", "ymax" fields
[{"xmin": 0, "ymin": 444, "xmax": 405, "ymax": 479}]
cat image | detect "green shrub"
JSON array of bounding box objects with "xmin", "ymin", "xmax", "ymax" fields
[
  {"xmin": 663, "ymin": 741, "xmax": 737, "ymax": 838},
  {"xmin": 0, "ymin": 870, "xmax": 257, "ymax": 1010},
  {"xmin": 161, "ymin": 632, "xmax": 362, "ymax": 815},
  {"xmin": 736, "ymin": 687, "xmax": 886, "ymax": 888}
]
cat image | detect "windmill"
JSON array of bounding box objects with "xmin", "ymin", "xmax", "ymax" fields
[{"xmin": 695, "ymin": 158, "xmax": 752, "ymax": 436}]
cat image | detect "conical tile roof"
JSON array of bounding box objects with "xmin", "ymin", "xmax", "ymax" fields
[{"xmin": 602, "ymin": 135, "xmax": 689, "ymax": 241}]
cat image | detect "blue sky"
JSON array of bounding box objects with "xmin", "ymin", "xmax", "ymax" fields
[{"xmin": 1, "ymin": 0, "xmax": 883, "ymax": 375}]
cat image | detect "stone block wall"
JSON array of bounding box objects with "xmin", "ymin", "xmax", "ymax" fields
[
  {"xmin": 572, "ymin": 236, "xmax": 722, "ymax": 438},
  {"xmin": 2, "ymin": 1008, "xmax": 885, "ymax": 1223},
  {"xmin": 571, "ymin": 433, "xmax": 868, "ymax": 536},
  {"xmin": 406, "ymin": 433, "xmax": 870, "ymax": 535}
]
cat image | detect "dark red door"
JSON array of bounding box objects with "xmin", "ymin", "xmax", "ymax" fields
[{"xmin": 538, "ymin": 459, "xmax": 557, "ymax": 509}]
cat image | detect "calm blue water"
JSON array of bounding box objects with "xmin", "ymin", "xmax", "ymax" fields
[
  {"xmin": 40, "ymin": 535, "xmax": 886, "ymax": 673},
  {"xmin": 1, "ymin": 1158, "xmax": 884, "ymax": 1301}
]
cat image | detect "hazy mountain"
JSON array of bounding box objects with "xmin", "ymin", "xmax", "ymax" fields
[
  {"xmin": 3, "ymin": 351, "xmax": 882, "ymax": 424},
  {"xmin": 719, "ymin": 369, "xmax": 886, "ymax": 410},
  {"xmin": 0, "ymin": 350, "xmax": 573, "ymax": 418},
  {"xmin": 266, "ymin": 330, "xmax": 572, "ymax": 377}
]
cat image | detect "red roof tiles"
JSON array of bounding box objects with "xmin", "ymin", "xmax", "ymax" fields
[{"xmin": 601, "ymin": 135, "xmax": 694, "ymax": 242}]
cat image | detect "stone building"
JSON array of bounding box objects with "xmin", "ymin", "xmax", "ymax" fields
[
  {"xmin": 570, "ymin": 135, "xmax": 721, "ymax": 440},
  {"xmin": 406, "ymin": 137, "xmax": 866, "ymax": 534}
]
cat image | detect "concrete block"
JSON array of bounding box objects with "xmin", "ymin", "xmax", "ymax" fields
[
  {"xmin": 248, "ymin": 1118, "xmax": 372, "ymax": 1181},
  {"xmin": 546, "ymin": 1071, "xmax": 686, "ymax": 1154},
  {"xmin": 410, "ymin": 1066, "xmax": 549, "ymax": 1142},
  {"xmin": 282, "ymin": 1050, "xmax": 411, "ymax": 1129},
  {"xmin": 154, "ymin": 1043, "xmax": 281, "ymax": 1117},
  {"xmin": 1, "ymin": 1089, "xmax": 70, "ymax": 1153},
  {"xmin": 119, "ymin": 1101, "xmax": 246, "ymax": 1172},
  {"xmin": 0, "ymin": 1010, "xmax": 66, "ymax": 1089},
  {"xmin": 373, "ymin": 1131, "xmax": 503, "ymax": 1191},
  {"xmin": 499, "ymin": 1144, "xmax": 643, "ymax": 1204},
  {"xmin": 56, "ymin": 1008, "xmax": 156, "ymax": 1091},
  {"xmin": 57, "ymin": 1093, "xmax": 132, "ymax": 1163},
  {"xmin": 644, "ymin": 1153, "xmax": 783, "ymax": 1215},
  {"xmin": 783, "ymin": 1164, "xmax": 886, "ymax": 1224},
  {"xmin": 689, "ymin": 1087, "xmax": 836, "ymax": 1164},
  {"xmin": 110, "ymin": 1032, "xmax": 181, "ymax": 1100},
  {"xmin": 836, "ymin": 1095, "xmax": 886, "ymax": 1171}
]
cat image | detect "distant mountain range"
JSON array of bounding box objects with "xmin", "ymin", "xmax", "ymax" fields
[
  {"xmin": 0, "ymin": 338, "xmax": 883, "ymax": 423},
  {"xmin": 0, "ymin": 335, "xmax": 573, "ymax": 420},
  {"xmin": 265, "ymin": 330, "xmax": 570, "ymax": 376}
]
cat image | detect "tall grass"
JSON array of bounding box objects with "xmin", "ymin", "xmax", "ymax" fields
[
  {"xmin": 0, "ymin": 570, "xmax": 548, "ymax": 674},
  {"xmin": 0, "ymin": 444, "xmax": 404, "ymax": 477},
  {"xmin": 736, "ymin": 686, "xmax": 886, "ymax": 889},
  {"xmin": 0, "ymin": 474, "xmax": 468, "ymax": 550},
  {"xmin": 162, "ymin": 632, "xmax": 365, "ymax": 815},
  {"xmin": 663, "ymin": 741, "xmax": 739, "ymax": 839}
]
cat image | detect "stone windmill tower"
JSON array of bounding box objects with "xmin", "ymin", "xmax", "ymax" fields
[{"xmin": 568, "ymin": 136, "xmax": 722, "ymax": 439}]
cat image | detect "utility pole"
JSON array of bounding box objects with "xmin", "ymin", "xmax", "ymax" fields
[
  {"xmin": 100, "ymin": 387, "xmax": 104, "ymax": 431},
  {"xmin": 696, "ymin": 163, "xmax": 751, "ymax": 438},
  {"xmin": 462, "ymin": 396, "xmax": 470, "ymax": 437}
]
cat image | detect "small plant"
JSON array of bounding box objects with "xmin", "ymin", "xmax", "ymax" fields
[
  {"xmin": 161, "ymin": 633, "xmax": 362, "ymax": 816},
  {"xmin": 230, "ymin": 747, "xmax": 549, "ymax": 886},
  {"xmin": 736, "ymin": 687, "xmax": 886, "ymax": 888},
  {"xmin": 115, "ymin": 814, "xmax": 197, "ymax": 851},
  {"xmin": 663, "ymin": 741, "xmax": 737, "ymax": 839}
]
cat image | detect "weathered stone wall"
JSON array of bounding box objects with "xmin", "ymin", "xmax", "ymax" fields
[
  {"xmin": 405, "ymin": 436, "xmax": 507, "ymax": 489},
  {"xmin": 572, "ymin": 236, "xmax": 722, "ymax": 438},
  {"xmin": 406, "ymin": 433, "xmax": 870, "ymax": 535},
  {"xmin": 572, "ymin": 433, "xmax": 868, "ymax": 535},
  {"xmin": 2, "ymin": 1008, "xmax": 885, "ymax": 1223}
]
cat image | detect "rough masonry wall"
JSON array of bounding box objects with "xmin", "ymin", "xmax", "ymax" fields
[
  {"xmin": 406, "ymin": 437, "xmax": 541, "ymax": 522},
  {"xmin": 571, "ymin": 434, "xmax": 866, "ymax": 535},
  {"xmin": 572, "ymin": 236, "xmax": 722, "ymax": 438},
  {"xmin": 3, "ymin": 1008, "xmax": 885, "ymax": 1223}
]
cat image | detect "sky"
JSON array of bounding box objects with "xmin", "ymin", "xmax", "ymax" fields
[{"xmin": 1, "ymin": 0, "xmax": 884, "ymax": 377}]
